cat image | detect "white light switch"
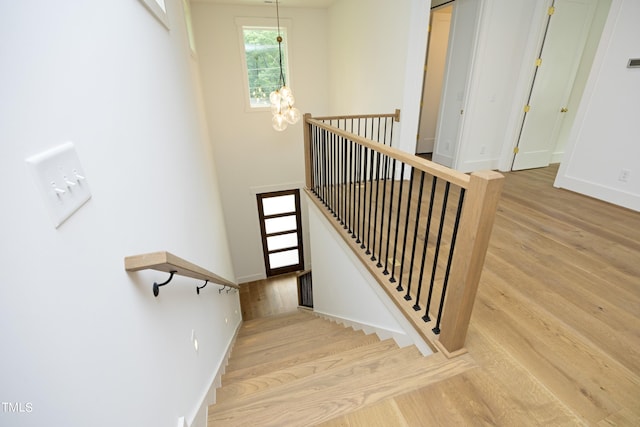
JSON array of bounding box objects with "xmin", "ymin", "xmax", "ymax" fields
[{"xmin": 26, "ymin": 142, "xmax": 91, "ymax": 228}]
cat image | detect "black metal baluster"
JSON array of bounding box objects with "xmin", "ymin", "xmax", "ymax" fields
[
  {"xmin": 357, "ymin": 119, "xmax": 364, "ymax": 244},
  {"xmin": 346, "ymin": 139, "xmax": 353, "ymax": 233},
  {"xmin": 318, "ymin": 128, "xmax": 325, "ymax": 203},
  {"xmin": 398, "ymin": 167, "xmax": 416, "ymax": 294},
  {"xmin": 355, "ymin": 143, "xmax": 361, "ymax": 242},
  {"xmin": 365, "ymin": 147, "xmax": 375, "ymax": 255},
  {"xmin": 371, "ymin": 151, "xmax": 382, "ymax": 262},
  {"xmin": 382, "ymin": 159, "xmax": 397, "ymax": 275},
  {"xmin": 423, "ymin": 181, "xmax": 451, "ymax": 323},
  {"xmin": 342, "ymin": 136, "xmax": 348, "ymax": 229},
  {"xmin": 413, "ymin": 176, "xmax": 437, "ymax": 311},
  {"xmin": 360, "ymin": 146, "xmax": 368, "ymax": 249},
  {"xmin": 328, "ymin": 131, "xmax": 335, "ymax": 216},
  {"xmin": 325, "ymin": 130, "xmax": 330, "ymax": 209},
  {"xmin": 311, "ymin": 125, "xmax": 317, "ymax": 196},
  {"xmin": 390, "ymin": 162, "xmax": 406, "ymax": 283},
  {"xmin": 432, "ymin": 187, "xmax": 466, "ymax": 334},
  {"xmin": 398, "ymin": 169, "xmax": 424, "ymax": 301},
  {"xmin": 377, "ymin": 154, "xmax": 390, "ymax": 268}
]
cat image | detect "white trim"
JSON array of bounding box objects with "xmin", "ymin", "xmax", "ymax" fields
[
  {"xmin": 138, "ymin": 0, "xmax": 170, "ymax": 30},
  {"xmin": 188, "ymin": 320, "xmax": 242, "ymax": 427},
  {"xmin": 554, "ymin": 174, "xmax": 639, "ymax": 212},
  {"xmin": 249, "ymin": 181, "xmax": 305, "ymax": 196}
]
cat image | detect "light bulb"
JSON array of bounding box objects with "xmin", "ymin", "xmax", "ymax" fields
[
  {"xmin": 272, "ymin": 113, "xmax": 288, "ymax": 131},
  {"xmin": 269, "ymin": 90, "xmax": 281, "ymax": 106},
  {"xmin": 279, "ymin": 85, "xmax": 292, "ymax": 100},
  {"xmin": 271, "ymin": 102, "xmax": 282, "ymax": 115},
  {"xmin": 284, "ymin": 93, "xmax": 295, "ymax": 107},
  {"xmin": 284, "ymin": 106, "xmax": 301, "ymax": 124}
]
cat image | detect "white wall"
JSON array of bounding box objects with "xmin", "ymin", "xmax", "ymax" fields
[
  {"xmin": 327, "ymin": 0, "xmax": 430, "ymax": 155},
  {"xmin": 555, "ymin": 0, "xmax": 640, "ymax": 211},
  {"xmin": 192, "ymin": 3, "xmax": 329, "ymax": 283},
  {"xmin": 307, "ymin": 199, "xmax": 432, "ymax": 356},
  {"xmin": 0, "ymin": 1, "xmax": 240, "ymax": 426}
]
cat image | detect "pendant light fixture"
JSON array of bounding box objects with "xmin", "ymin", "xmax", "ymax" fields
[{"xmin": 270, "ymin": 0, "xmax": 300, "ymax": 131}]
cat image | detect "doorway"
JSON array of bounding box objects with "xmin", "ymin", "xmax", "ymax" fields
[
  {"xmin": 511, "ymin": 0, "xmax": 597, "ymax": 171},
  {"xmin": 416, "ymin": 4, "xmax": 453, "ymax": 155},
  {"xmin": 256, "ymin": 189, "xmax": 305, "ymax": 277}
]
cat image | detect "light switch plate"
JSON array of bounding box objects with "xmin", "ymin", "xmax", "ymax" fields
[{"xmin": 26, "ymin": 142, "xmax": 92, "ymax": 228}]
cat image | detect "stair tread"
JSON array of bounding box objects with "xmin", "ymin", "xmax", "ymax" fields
[
  {"xmin": 232, "ymin": 317, "xmax": 347, "ymax": 354},
  {"xmin": 217, "ymin": 338, "xmax": 400, "ymax": 403},
  {"xmin": 209, "ymin": 347, "xmax": 475, "ymax": 426},
  {"xmin": 238, "ymin": 310, "xmax": 315, "ymax": 337},
  {"xmin": 222, "ymin": 331, "xmax": 380, "ymax": 383}
]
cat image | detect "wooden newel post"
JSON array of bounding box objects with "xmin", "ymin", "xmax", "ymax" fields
[
  {"xmin": 303, "ymin": 113, "xmax": 313, "ymax": 190},
  {"xmin": 438, "ymin": 170, "xmax": 504, "ymax": 353}
]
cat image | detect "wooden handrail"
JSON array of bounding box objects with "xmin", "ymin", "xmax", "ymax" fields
[
  {"xmin": 312, "ymin": 109, "xmax": 401, "ymax": 122},
  {"xmin": 306, "ymin": 117, "xmax": 471, "ymax": 189},
  {"xmin": 125, "ymin": 251, "xmax": 239, "ymax": 296}
]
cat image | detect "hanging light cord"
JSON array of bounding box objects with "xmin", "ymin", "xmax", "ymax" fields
[{"xmin": 276, "ymin": 0, "xmax": 286, "ymax": 87}]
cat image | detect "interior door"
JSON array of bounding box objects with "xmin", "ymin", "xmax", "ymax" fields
[
  {"xmin": 512, "ymin": 0, "xmax": 596, "ymax": 170},
  {"xmin": 417, "ymin": 7, "xmax": 452, "ymax": 154}
]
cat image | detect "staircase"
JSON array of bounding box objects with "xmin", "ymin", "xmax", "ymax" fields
[{"xmin": 207, "ymin": 310, "xmax": 475, "ymax": 426}]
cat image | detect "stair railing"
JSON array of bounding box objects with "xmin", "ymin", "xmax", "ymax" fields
[{"xmin": 303, "ymin": 112, "xmax": 503, "ymax": 357}]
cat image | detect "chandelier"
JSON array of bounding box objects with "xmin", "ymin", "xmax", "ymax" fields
[{"xmin": 270, "ymin": 0, "xmax": 301, "ymax": 131}]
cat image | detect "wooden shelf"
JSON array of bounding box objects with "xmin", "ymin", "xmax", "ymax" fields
[{"xmin": 124, "ymin": 251, "xmax": 239, "ymax": 290}]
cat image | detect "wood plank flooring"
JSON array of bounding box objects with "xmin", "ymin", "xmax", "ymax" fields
[{"xmin": 215, "ymin": 165, "xmax": 640, "ymax": 426}]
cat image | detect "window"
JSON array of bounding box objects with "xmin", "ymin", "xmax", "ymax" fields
[
  {"xmin": 257, "ymin": 189, "xmax": 304, "ymax": 277},
  {"xmin": 237, "ymin": 18, "xmax": 292, "ymax": 109},
  {"xmin": 138, "ymin": 0, "xmax": 169, "ymax": 29}
]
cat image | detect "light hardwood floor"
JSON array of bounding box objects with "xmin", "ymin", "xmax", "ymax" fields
[{"xmin": 232, "ymin": 165, "xmax": 640, "ymax": 426}]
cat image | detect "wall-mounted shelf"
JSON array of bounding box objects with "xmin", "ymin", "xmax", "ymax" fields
[{"xmin": 124, "ymin": 251, "xmax": 239, "ymax": 296}]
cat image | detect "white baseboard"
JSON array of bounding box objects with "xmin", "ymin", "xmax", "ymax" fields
[{"xmin": 188, "ymin": 320, "xmax": 242, "ymax": 427}]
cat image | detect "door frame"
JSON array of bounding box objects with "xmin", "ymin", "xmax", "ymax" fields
[{"xmin": 256, "ymin": 188, "xmax": 305, "ymax": 277}]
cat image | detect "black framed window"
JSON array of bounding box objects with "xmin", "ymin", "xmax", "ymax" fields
[{"xmin": 256, "ymin": 189, "xmax": 304, "ymax": 276}]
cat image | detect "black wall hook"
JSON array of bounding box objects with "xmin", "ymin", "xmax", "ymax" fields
[
  {"xmin": 196, "ymin": 280, "xmax": 209, "ymax": 295},
  {"xmin": 153, "ymin": 270, "xmax": 177, "ymax": 297},
  {"xmin": 218, "ymin": 285, "xmax": 228, "ymax": 294}
]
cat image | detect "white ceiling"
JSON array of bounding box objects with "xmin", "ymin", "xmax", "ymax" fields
[{"xmin": 192, "ymin": 0, "xmax": 337, "ymax": 8}]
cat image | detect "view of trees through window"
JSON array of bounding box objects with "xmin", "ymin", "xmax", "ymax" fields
[{"xmin": 242, "ymin": 27, "xmax": 289, "ymax": 107}]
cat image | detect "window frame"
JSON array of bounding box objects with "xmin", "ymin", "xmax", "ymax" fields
[
  {"xmin": 256, "ymin": 189, "xmax": 305, "ymax": 277},
  {"xmin": 138, "ymin": 0, "xmax": 170, "ymax": 29},
  {"xmin": 236, "ymin": 17, "xmax": 293, "ymax": 112}
]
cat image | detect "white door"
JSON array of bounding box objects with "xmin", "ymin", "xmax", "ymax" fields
[
  {"xmin": 431, "ymin": 0, "xmax": 480, "ymax": 168},
  {"xmin": 512, "ymin": 0, "xmax": 596, "ymax": 171},
  {"xmin": 417, "ymin": 7, "xmax": 452, "ymax": 154}
]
